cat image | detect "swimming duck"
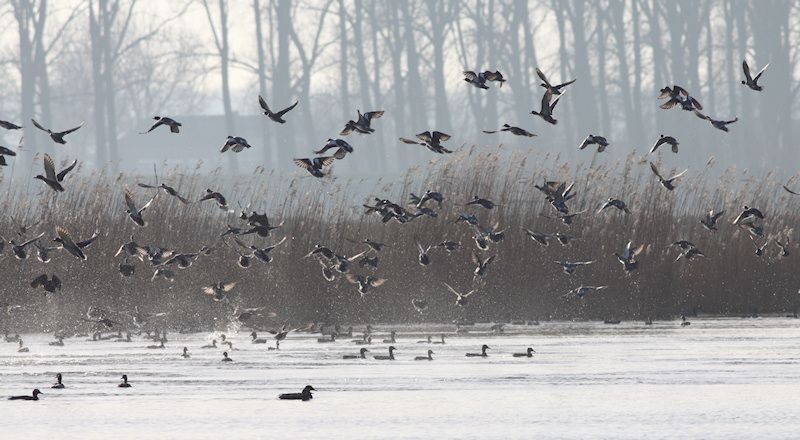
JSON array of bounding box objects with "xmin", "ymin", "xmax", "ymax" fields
[
  {"xmin": 555, "ymin": 260, "xmax": 594, "ymax": 275},
  {"xmin": 482, "ymin": 124, "xmax": 536, "ymax": 137},
  {"xmin": 417, "ymin": 336, "xmax": 432, "ymax": 344},
  {"xmin": 293, "ymin": 156, "xmax": 334, "ymax": 178},
  {"xmin": 34, "ymin": 154, "xmax": 77, "ymax": 192},
  {"xmin": 118, "ymin": 374, "xmax": 131, "ymax": 388},
  {"xmin": 530, "ymin": 90, "xmax": 562, "ymax": 125},
  {"xmin": 352, "ymin": 335, "xmax": 372, "ymax": 345},
  {"xmin": 9, "ymin": 389, "xmax": 42, "ymax": 400},
  {"xmin": 314, "ymin": 138, "xmax": 354, "ymax": 159},
  {"xmin": 693, "ymin": 110, "xmax": 737, "ymax": 132},
  {"xmin": 463, "ymin": 70, "xmax": 505, "ymax": 89},
  {"xmin": 278, "ymin": 385, "xmax": 315, "ymax": 401},
  {"xmin": 578, "ymin": 135, "xmax": 609, "ymax": 152},
  {"xmin": 317, "ymin": 333, "xmax": 337, "ymax": 343},
  {"xmin": 31, "ymin": 274, "xmax": 62, "ymax": 293},
  {"xmin": 250, "ymin": 332, "xmax": 267, "ymax": 344},
  {"xmin": 443, "ymin": 282, "xmax": 478, "ymax": 307},
  {"xmin": 220, "ymin": 136, "xmax": 252, "ymax": 153},
  {"xmin": 141, "ymin": 116, "xmax": 181, "ymax": 133},
  {"xmin": 340, "ymin": 110, "xmax": 384, "ymax": 135},
  {"xmin": 343, "ymin": 348, "xmax": 369, "ymax": 359},
  {"xmin": 741, "ymin": 60, "xmax": 768, "ymax": 91},
  {"xmin": 433, "ymin": 334, "xmax": 446, "ymax": 345},
  {"xmin": 598, "ymin": 198, "xmax": 630, "ymax": 214},
  {"xmin": 198, "ymin": 189, "xmax": 228, "ymax": 210},
  {"xmin": 182, "ymin": 347, "xmax": 190, "ymax": 358},
  {"xmin": 53, "ymin": 226, "xmax": 98, "ymax": 260},
  {"xmin": 373, "ymin": 346, "xmax": 397, "ymax": 360},
  {"xmin": 465, "ymin": 345, "xmax": 490, "ymax": 357},
  {"xmin": 535, "ymin": 67, "xmax": 575, "ymax": 95},
  {"xmin": 17, "ymin": 339, "xmax": 29, "ymax": 352},
  {"xmin": 258, "ymin": 94, "xmax": 298, "ymax": 123},
  {"xmin": 52, "ymin": 373, "xmax": 65, "ymax": 389},
  {"xmin": 201, "ymin": 339, "xmax": 218, "ymax": 349},
  {"xmin": 700, "ymin": 210, "xmax": 725, "ymax": 231},
  {"xmin": 146, "ymin": 339, "xmax": 166, "ymax": 349},
  {"xmin": 48, "ymin": 337, "xmax": 64, "ymax": 346},
  {"xmin": 221, "ymin": 351, "xmax": 233, "ymax": 362},
  {"xmin": 31, "ymin": 118, "xmax": 83, "ymax": 144},
  {"xmin": 382, "ymin": 331, "xmax": 397, "ymax": 344},
  {"xmin": 681, "ymin": 315, "xmax": 691, "ymax": 327},
  {"xmin": 650, "ymin": 135, "xmax": 679, "ymax": 154},
  {"xmin": 415, "ymin": 350, "xmax": 434, "ymax": 361},
  {"xmin": 513, "ymin": 347, "xmax": 535, "ymax": 358},
  {"xmin": 649, "ymin": 162, "xmax": 688, "ymax": 191}
]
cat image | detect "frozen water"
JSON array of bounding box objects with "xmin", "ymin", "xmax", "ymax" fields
[{"xmin": 2, "ymin": 318, "xmax": 800, "ymax": 439}]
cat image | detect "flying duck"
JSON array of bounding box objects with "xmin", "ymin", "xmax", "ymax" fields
[
  {"xmin": 598, "ymin": 198, "xmax": 630, "ymax": 214},
  {"xmin": 31, "ymin": 274, "xmax": 62, "ymax": 293},
  {"xmin": 258, "ymin": 94, "xmax": 298, "ymax": 123},
  {"xmin": 340, "ymin": 110, "xmax": 384, "ymax": 135},
  {"xmin": 650, "ymin": 135, "xmax": 679, "ymax": 154},
  {"xmin": 700, "ymin": 210, "xmax": 724, "ymax": 231},
  {"xmin": 31, "ymin": 119, "xmax": 83, "ymax": 144},
  {"xmin": 578, "ymin": 135, "xmax": 610, "ymax": 152},
  {"xmin": 531, "ymin": 90, "xmax": 563, "ymax": 125},
  {"xmin": 141, "ymin": 116, "xmax": 181, "ymax": 133},
  {"xmin": 483, "ymin": 124, "xmax": 536, "ymax": 137},
  {"xmin": 742, "ymin": 60, "xmax": 768, "ymax": 91},
  {"xmin": 463, "ymin": 70, "xmax": 505, "ymax": 89},
  {"xmin": 535, "ymin": 67, "xmax": 576, "ymax": 95},
  {"xmin": 443, "ymin": 282, "xmax": 478, "ymax": 307},
  {"xmin": 293, "ymin": 156, "xmax": 334, "ymax": 178},
  {"xmin": 35, "ymin": 153, "xmax": 77, "ymax": 192},
  {"xmin": 694, "ymin": 110, "xmax": 738, "ymax": 132},
  {"xmin": 649, "ymin": 162, "xmax": 688, "ymax": 191},
  {"xmin": 314, "ymin": 138, "xmax": 354, "ymax": 159}
]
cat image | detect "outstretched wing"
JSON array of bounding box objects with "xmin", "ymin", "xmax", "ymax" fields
[
  {"xmin": 649, "ymin": 162, "xmax": 664, "ymax": 180},
  {"xmin": 753, "ymin": 63, "xmax": 769, "ymax": 81},
  {"xmin": 275, "ymin": 101, "xmax": 299, "ymax": 118},
  {"xmin": 56, "ymin": 159, "xmax": 78, "ymax": 182},
  {"xmin": 43, "ymin": 154, "xmax": 57, "ymax": 181},
  {"xmin": 124, "ymin": 188, "xmax": 139, "ymax": 213},
  {"xmin": 742, "ymin": 60, "xmax": 752, "ymax": 82},
  {"xmin": 59, "ymin": 122, "xmax": 84, "ymax": 135},
  {"xmin": 258, "ymin": 95, "xmax": 271, "ymax": 113},
  {"xmin": 31, "ymin": 118, "xmax": 51, "ymax": 133}
]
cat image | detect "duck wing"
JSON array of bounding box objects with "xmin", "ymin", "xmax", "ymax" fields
[
  {"xmin": 31, "ymin": 118, "xmax": 52, "ymax": 134},
  {"xmin": 742, "ymin": 60, "xmax": 753, "ymax": 82},
  {"xmin": 274, "ymin": 101, "xmax": 298, "ymax": 118},
  {"xmin": 56, "ymin": 159, "xmax": 78, "ymax": 182}
]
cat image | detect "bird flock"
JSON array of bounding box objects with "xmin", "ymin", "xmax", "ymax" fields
[{"xmin": 0, "ymin": 51, "xmax": 797, "ymax": 401}]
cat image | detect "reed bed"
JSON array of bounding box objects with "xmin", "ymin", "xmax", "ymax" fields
[{"xmin": 0, "ymin": 146, "xmax": 797, "ymax": 332}]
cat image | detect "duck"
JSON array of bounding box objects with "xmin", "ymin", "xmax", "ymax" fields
[
  {"xmin": 31, "ymin": 118, "xmax": 83, "ymax": 144},
  {"xmin": 48, "ymin": 337, "xmax": 64, "ymax": 346},
  {"xmin": 649, "ymin": 162, "xmax": 688, "ymax": 191},
  {"xmin": 732, "ymin": 206, "xmax": 765, "ymax": 225},
  {"xmin": 463, "ymin": 70, "xmax": 505, "ymax": 89},
  {"xmin": 343, "ymin": 348, "xmax": 369, "ymax": 359},
  {"xmin": 530, "ymin": 90, "xmax": 562, "ymax": 125},
  {"xmin": 258, "ymin": 94, "xmax": 298, "ymax": 123},
  {"xmin": 399, "ymin": 131, "xmax": 453, "ymax": 154},
  {"xmin": 51, "ymin": 373, "xmax": 65, "ymax": 389},
  {"xmin": 340, "ymin": 110, "xmax": 384, "ymax": 135},
  {"xmin": 433, "ymin": 334, "xmax": 446, "ymax": 345},
  {"xmin": 0, "ymin": 119, "xmax": 22, "ymax": 130},
  {"xmin": 201, "ymin": 282, "xmax": 237, "ymax": 302},
  {"xmin": 535, "ymin": 67, "xmax": 575, "ymax": 95},
  {"xmin": 34, "ymin": 154, "xmax": 77, "ymax": 192},
  {"xmin": 345, "ymin": 274, "xmax": 387, "ymax": 297},
  {"xmin": 693, "ymin": 110, "xmax": 738, "ymax": 132},
  {"xmin": 465, "ymin": 345, "xmax": 490, "ymax": 357},
  {"xmin": 222, "ymin": 136, "xmax": 253, "ymax": 154},
  {"xmin": 472, "ymin": 252, "xmax": 496, "ymax": 279},
  {"xmin": 53, "ymin": 226, "xmax": 98, "ymax": 260},
  {"xmin": 598, "ymin": 198, "xmax": 630, "ymax": 214},
  {"xmin": 512, "ymin": 347, "xmax": 535, "ymax": 358},
  {"xmin": 221, "ymin": 351, "xmax": 233, "ymax": 362},
  {"xmin": 615, "ymin": 241, "xmax": 645, "ymax": 273},
  {"xmin": 417, "ymin": 241, "xmax": 432, "ymax": 266},
  {"xmin": 118, "ymin": 374, "xmax": 131, "ymax": 388},
  {"xmin": 443, "ymin": 282, "xmax": 478, "ymax": 307},
  {"xmin": 578, "ymin": 134, "xmax": 610, "ymax": 152},
  {"xmin": 141, "ymin": 116, "xmax": 181, "ymax": 133},
  {"xmin": 417, "ymin": 336, "xmax": 432, "ymax": 344},
  {"xmin": 373, "ymin": 346, "xmax": 397, "ymax": 360},
  {"xmin": 741, "ymin": 60, "xmax": 768, "ymax": 91},
  {"xmin": 415, "ymin": 350, "xmax": 434, "ymax": 361},
  {"xmin": 563, "ymin": 285, "xmax": 608, "ymax": 299},
  {"xmin": 650, "ymin": 135, "xmax": 679, "ymax": 154},
  {"xmin": 8, "ymin": 389, "xmax": 42, "ymax": 401},
  {"xmin": 700, "ymin": 210, "xmax": 725, "ymax": 231},
  {"xmin": 293, "ymin": 156, "xmax": 335, "ymax": 178},
  {"xmin": 681, "ymin": 315, "xmax": 691, "ymax": 327},
  {"xmin": 465, "ymin": 196, "xmax": 497, "ymax": 210},
  {"xmin": 352, "ymin": 336, "xmax": 372, "ymax": 346},
  {"xmin": 314, "ymin": 138, "xmax": 354, "ymax": 159},
  {"xmin": 198, "ymin": 189, "xmax": 228, "ymax": 210},
  {"xmin": 10, "ymin": 233, "xmax": 44, "ymax": 260},
  {"xmin": 278, "ymin": 385, "xmax": 315, "ymax": 401},
  {"xmin": 382, "ymin": 331, "xmax": 396, "ymax": 344},
  {"xmin": 250, "ymin": 332, "xmax": 267, "ymax": 344},
  {"xmin": 137, "ymin": 182, "xmax": 190, "ymax": 204},
  {"xmin": 411, "ymin": 299, "xmax": 428, "ymax": 314},
  {"xmin": 31, "ymin": 274, "xmax": 62, "ymax": 293},
  {"xmin": 201, "ymin": 339, "xmax": 218, "ymax": 349},
  {"xmin": 17, "ymin": 339, "xmax": 29, "ymax": 353},
  {"xmin": 317, "ymin": 333, "xmax": 337, "ymax": 343},
  {"xmin": 555, "ymin": 260, "xmax": 594, "ymax": 275},
  {"xmin": 482, "ymin": 124, "xmax": 536, "ymax": 137},
  {"xmin": 181, "ymin": 347, "xmax": 190, "ymax": 358},
  {"xmin": 146, "ymin": 338, "xmax": 166, "ymax": 349}
]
